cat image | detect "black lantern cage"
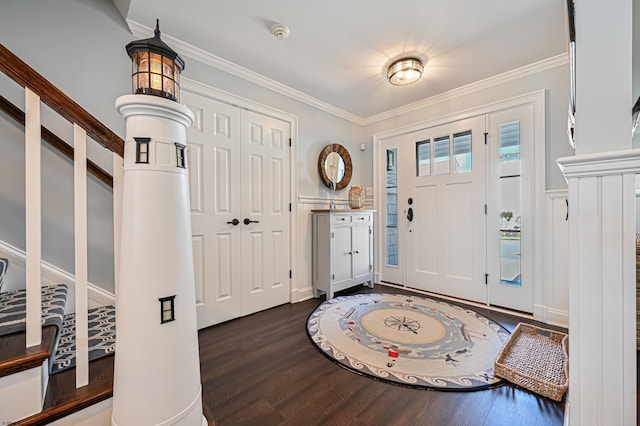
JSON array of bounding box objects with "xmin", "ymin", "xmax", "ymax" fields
[{"xmin": 126, "ymin": 20, "xmax": 185, "ymax": 102}]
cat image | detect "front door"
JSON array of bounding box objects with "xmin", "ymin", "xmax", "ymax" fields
[
  {"xmin": 378, "ymin": 102, "xmax": 538, "ymax": 313},
  {"xmin": 403, "ymin": 116, "xmax": 487, "ymax": 303},
  {"xmin": 184, "ymin": 91, "xmax": 291, "ymax": 328}
]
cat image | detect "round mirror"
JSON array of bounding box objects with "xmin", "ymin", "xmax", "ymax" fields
[{"xmin": 318, "ymin": 143, "xmax": 352, "ymax": 190}]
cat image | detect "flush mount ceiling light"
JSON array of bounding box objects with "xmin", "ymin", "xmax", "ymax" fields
[{"xmin": 387, "ymin": 57, "xmax": 424, "ymax": 86}]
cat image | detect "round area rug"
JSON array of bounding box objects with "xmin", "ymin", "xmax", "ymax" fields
[{"xmin": 306, "ymin": 293, "xmax": 510, "ymax": 391}]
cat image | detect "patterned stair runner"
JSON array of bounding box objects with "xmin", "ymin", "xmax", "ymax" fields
[{"xmin": 51, "ymin": 305, "xmax": 116, "ymax": 374}]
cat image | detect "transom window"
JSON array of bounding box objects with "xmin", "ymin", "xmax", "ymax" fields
[
  {"xmin": 415, "ymin": 130, "xmax": 472, "ymax": 176},
  {"xmin": 416, "ymin": 140, "xmax": 431, "ymax": 177}
]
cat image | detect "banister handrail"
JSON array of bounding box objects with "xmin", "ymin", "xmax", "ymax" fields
[
  {"xmin": 0, "ymin": 95, "xmax": 113, "ymax": 187},
  {"xmin": 0, "ymin": 44, "xmax": 124, "ymax": 157}
]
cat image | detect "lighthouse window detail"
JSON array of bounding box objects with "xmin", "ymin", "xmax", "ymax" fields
[
  {"xmin": 135, "ymin": 137, "xmax": 150, "ymax": 164},
  {"xmin": 175, "ymin": 143, "xmax": 186, "ymax": 168},
  {"xmin": 159, "ymin": 295, "xmax": 176, "ymax": 324}
]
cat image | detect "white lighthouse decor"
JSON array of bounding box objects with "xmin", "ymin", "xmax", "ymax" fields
[{"xmin": 112, "ymin": 21, "xmax": 206, "ymax": 426}]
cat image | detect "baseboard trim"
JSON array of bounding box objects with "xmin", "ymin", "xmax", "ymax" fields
[
  {"xmin": 291, "ymin": 286, "xmax": 314, "ymax": 303},
  {"xmin": 0, "ymin": 240, "xmax": 115, "ymax": 309}
]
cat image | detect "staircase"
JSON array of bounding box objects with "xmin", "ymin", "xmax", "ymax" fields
[{"xmin": 0, "ymin": 44, "xmax": 123, "ymax": 424}]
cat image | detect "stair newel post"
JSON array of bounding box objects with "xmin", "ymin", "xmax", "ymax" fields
[{"xmin": 113, "ymin": 20, "xmax": 205, "ymax": 425}]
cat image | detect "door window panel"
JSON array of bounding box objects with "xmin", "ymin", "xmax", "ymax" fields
[
  {"xmin": 433, "ymin": 136, "xmax": 450, "ymax": 175},
  {"xmin": 386, "ymin": 148, "xmax": 398, "ymax": 266},
  {"xmin": 416, "ymin": 140, "xmax": 431, "ymax": 177},
  {"xmin": 453, "ymin": 130, "xmax": 472, "ymax": 173},
  {"xmin": 498, "ymin": 121, "xmax": 521, "ymax": 286}
]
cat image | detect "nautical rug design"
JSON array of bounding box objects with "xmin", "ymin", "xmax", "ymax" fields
[
  {"xmin": 51, "ymin": 305, "xmax": 116, "ymax": 374},
  {"xmin": 307, "ymin": 293, "xmax": 510, "ymax": 391}
]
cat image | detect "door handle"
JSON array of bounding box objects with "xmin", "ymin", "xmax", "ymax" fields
[
  {"xmin": 407, "ymin": 207, "xmax": 414, "ymax": 222},
  {"xmin": 226, "ymin": 218, "xmax": 240, "ymax": 226},
  {"xmin": 244, "ymin": 218, "xmax": 260, "ymax": 225}
]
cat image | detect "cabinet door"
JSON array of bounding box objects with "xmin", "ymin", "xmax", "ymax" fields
[
  {"xmin": 352, "ymin": 223, "xmax": 371, "ymax": 280},
  {"xmin": 333, "ymin": 226, "xmax": 353, "ymax": 285}
]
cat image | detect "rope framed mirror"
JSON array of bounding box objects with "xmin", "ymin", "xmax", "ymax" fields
[{"xmin": 318, "ymin": 143, "xmax": 352, "ymax": 191}]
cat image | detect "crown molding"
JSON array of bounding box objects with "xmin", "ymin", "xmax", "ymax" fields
[
  {"xmin": 362, "ymin": 53, "xmax": 568, "ymax": 126},
  {"xmin": 557, "ymin": 149, "xmax": 640, "ymax": 178},
  {"xmin": 126, "ymin": 20, "xmax": 365, "ymax": 126},
  {"xmin": 126, "ymin": 20, "xmax": 567, "ymax": 127}
]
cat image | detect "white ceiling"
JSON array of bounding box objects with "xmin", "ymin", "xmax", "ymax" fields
[{"xmin": 120, "ymin": 0, "xmax": 568, "ymax": 120}]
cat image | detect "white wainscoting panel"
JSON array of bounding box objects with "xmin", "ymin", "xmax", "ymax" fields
[{"xmin": 540, "ymin": 190, "xmax": 570, "ymax": 327}]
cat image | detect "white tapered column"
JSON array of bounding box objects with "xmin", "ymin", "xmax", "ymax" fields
[{"xmin": 112, "ymin": 94, "xmax": 205, "ymax": 426}]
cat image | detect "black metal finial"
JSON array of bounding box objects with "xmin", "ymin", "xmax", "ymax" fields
[{"xmin": 154, "ymin": 19, "xmax": 161, "ymax": 38}]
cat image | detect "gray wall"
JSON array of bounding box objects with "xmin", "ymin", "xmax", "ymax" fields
[
  {"xmin": 183, "ymin": 60, "xmax": 369, "ymax": 198},
  {"xmin": 0, "ymin": 0, "xmax": 135, "ymax": 292},
  {"xmin": 0, "ymin": 0, "xmax": 578, "ymax": 295},
  {"xmin": 0, "ymin": 0, "xmax": 367, "ymax": 294}
]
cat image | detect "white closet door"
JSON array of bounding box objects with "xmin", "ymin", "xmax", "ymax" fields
[
  {"xmin": 240, "ymin": 109, "xmax": 291, "ymax": 315},
  {"xmin": 184, "ymin": 92, "xmax": 243, "ymax": 328},
  {"xmin": 185, "ymin": 94, "xmax": 291, "ymax": 328}
]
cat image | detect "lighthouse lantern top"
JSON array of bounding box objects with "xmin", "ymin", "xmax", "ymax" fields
[{"xmin": 126, "ymin": 19, "xmax": 185, "ymax": 102}]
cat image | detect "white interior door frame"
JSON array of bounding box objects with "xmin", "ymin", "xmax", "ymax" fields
[
  {"xmin": 182, "ymin": 77, "xmax": 299, "ymax": 304},
  {"xmin": 373, "ymin": 90, "xmax": 545, "ymax": 316}
]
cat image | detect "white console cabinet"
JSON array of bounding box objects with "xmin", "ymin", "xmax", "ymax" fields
[{"xmin": 312, "ymin": 210, "xmax": 374, "ymax": 299}]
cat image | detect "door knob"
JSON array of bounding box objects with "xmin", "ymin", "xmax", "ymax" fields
[
  {"xmin": 407, "ymin": 207, "xmax": 414, "ymax": 222},
  {"xmin": 226, "ymin": 218, "xmax": 240, "ymax": 226},
  {"xmin": 244, "ymin": 218, "xmax": 260, "ymax": 225}
]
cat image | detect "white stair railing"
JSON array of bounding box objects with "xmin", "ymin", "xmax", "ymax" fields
[
  {"xmin": 1, "ymin": 43, "xmax": 124, "ymax": 391},
  {"xmin": 73, "ymin": 124, "xmax": 89, "ymax": 388},
  {"xmin": 24, "ymin": 88, "xmax": 42, "ymax": 349}
]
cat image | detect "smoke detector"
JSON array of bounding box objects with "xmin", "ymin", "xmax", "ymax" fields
[{"xmin": 271, "ymin": 24, "xmax": 290, "ymax": 40}]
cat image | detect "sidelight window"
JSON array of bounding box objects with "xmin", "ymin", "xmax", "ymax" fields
[
  {"xmin": 386, "ymin": 148, "xmax": 398, "ymax": 266},
  {"xmin": 498, "ymin": 121, "xmax": 521, "ymax": 286}
]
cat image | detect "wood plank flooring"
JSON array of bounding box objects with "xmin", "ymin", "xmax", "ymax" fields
[{"xmin": 198, "ymin": 285, "xmax": 566, "ymax": 426}]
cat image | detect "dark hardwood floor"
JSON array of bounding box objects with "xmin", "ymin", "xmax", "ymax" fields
[{"xmin": 198, "ymin": 284, "xmax": 566, "ymax": 426}]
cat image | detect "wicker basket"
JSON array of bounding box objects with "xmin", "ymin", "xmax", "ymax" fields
[{"xmin": 494, "ymin": 323, "xmax": 568, "ymax": 401}]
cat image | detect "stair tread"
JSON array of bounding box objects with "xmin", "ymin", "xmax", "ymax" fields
[
  {"xmin": 14, "ymin": 355, "xmax": 114, "ymax": 426},
  {"xmin": 0, "ymin": 325, "xmax": 57, "ymax": 377}
]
